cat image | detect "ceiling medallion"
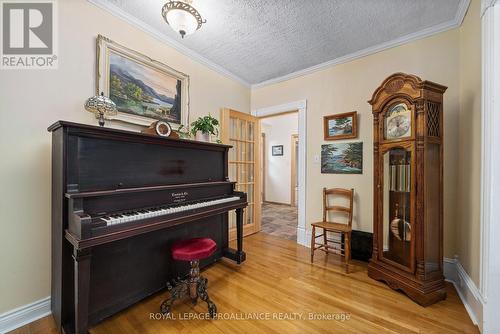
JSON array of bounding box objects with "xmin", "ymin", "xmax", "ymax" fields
[{"xmin": 161, "ymin": 0, "xmax": 206, "ymax": 38}]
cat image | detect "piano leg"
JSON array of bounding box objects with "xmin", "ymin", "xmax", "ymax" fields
[
  {"xmin": 236, "ymin": 208, "xmax": 244, "ymax": 263},
  {"xmin": 73, "ymin": 248, "xmax": 91, "ymax": 334},
  {"xmin": 223, "ymin": 208, "xmax": 246, "ymax": 264}
]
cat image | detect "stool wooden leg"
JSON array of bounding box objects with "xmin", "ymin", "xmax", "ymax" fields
[
  {"xmin": 189, "ymin": 260, "xmax": 200, "ymax": 305},
  {"xmin": 310, "ymin": 226, "xmax": 316, "ymax": 263},
  {"xmin": 197, "ymin": 277, "xmax": 217, "ymax": 318},
  {"xmin": 160, "ymin": 280, "xmax": 188, "ymax": 314}
]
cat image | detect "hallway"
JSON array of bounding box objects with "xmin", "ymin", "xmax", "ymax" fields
[{"xmin": 261, "ymin": 202, "xmax": 298, "ymax": 241}]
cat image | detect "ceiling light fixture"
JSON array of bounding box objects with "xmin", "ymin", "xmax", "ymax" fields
[{"xmin": 161, "ymin": 0, "xmax": 206, "ymax": 39}]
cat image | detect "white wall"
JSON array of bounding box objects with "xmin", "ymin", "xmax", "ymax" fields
[
  {"xmin": 261, "ymin": 113, "xmax": 298, "ymax": 204},
  {"xmin": 0, "ymin": 0, "xmax": 250, "ymax": 314}
]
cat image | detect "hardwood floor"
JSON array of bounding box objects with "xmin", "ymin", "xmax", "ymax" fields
[{"xmin": 11, "ymin": 233, "xmax": 478, "ymax": 334}]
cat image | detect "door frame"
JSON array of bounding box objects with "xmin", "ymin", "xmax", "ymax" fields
[
  {"xmin": 261, "ymin": 133, "xmax": 266, "ymax": 202},
  {"xmin": 290, "ymin": 134, "xmax": 299, "ymax": 206},
  {"xmin": 481, "ymin": 2, "xmax": 500, "ymax": 333},
  {"xmin": 253, "ymin": 100, "xmax": 308, "ymax": 246}
]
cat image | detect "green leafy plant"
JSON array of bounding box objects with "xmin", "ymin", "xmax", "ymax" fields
[
  {"xmin": 190, "ymin": 115, "xmax": 220, "ymax": 137},
  {"xmin": 175, "ymin": 124, "xmax": 191, "ymax": 139}
]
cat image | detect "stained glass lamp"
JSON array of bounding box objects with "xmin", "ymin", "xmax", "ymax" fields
[{"xmin": 84, "ymin": 92, "xmax": 117, "ymax": 127}]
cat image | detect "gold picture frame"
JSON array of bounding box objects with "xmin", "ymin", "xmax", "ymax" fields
[
  {"xmin": 96, "ymin": 34, "xmax": 189, "ymax": 129},
  {"xmin": 323, "ymin": 111, "xmax": 358, "ymax": 140}
]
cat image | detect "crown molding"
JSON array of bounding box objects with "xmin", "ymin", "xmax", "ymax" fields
[
  {"xmin": 252, "ymin": 0, "xmax": 471, "ymax": 89},
  {"xmin": 87, "ymin": 0, "xmax": 251, "ymax": 88},
  {"xmin": 88, "ymin": 0, "xmax": 470, "ymax": 90}
]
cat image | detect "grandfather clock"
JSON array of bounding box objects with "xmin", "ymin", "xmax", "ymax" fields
[{"xmin": 367, "ymin": 73, "xmax": 447, "ymax": 306}]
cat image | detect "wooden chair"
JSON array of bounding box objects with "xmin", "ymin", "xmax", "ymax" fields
[{"xmin": 310, "ymin": 188, "xmax": 354, "ymax": 273}]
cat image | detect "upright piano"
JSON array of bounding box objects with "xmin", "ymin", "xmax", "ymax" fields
[{"xmin": 48, "ymin": 121, "xmax": 247, "ymax": 334}]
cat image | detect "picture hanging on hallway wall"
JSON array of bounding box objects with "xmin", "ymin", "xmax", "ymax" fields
[
  {"xmin": 321, "ymin": 142, "xmax": 363, "ymax": 174},
  {"xmin": 96, "ymin": 35, "xmax": 189, "ymax": 128},
  {"xmin": 324, "ymin": 111, "xmax": 358, "ymax": 140},
  {"xmin": 272, "ymin": 145, "xmax": 284, "ymax": 156}
]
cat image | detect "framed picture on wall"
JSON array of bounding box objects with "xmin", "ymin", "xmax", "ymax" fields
[
  {"xmin": 324, "ymin": 111, "xmax": 358, "ymax": 140},
  {"xmin": 321, "ymin": 142, "xmax": 363, "ymax": 174},
  {"xmin": 96, "ymin": 35, "xmax": 189, "ymax": 129},
  {"xmin": 272, "ymin": 145, "xmax": 284, "ymax": 156}
]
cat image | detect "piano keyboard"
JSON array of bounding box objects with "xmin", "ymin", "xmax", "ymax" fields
[{"xmin": 100, "ymin": 196, "xmax": 241, "ymax": 226}]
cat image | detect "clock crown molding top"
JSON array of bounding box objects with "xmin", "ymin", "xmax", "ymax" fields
[{"xmin": 368, "ymin": 73, "xmax": 448, "ymax": 112}]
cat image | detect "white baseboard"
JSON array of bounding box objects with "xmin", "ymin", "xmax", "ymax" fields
[
  {"xmin": 0, "ymin": 297, "xmax": 51, "ymax": 334},
  {"xmin": 444, "ymin": 258, "xmax": 483, "ymax": 329},
  {"xmin": 297, "ymin": 227, "xmax": 310, "ymax": 247}
]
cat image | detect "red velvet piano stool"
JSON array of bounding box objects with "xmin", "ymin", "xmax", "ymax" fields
[{"xmin": 160, "ymin": 238, "xmax": 218, "ymax": 318}]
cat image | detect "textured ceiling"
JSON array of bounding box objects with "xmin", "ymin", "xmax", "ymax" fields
[{"xmin": 98, "ymin": 0, "xmax": 466, "ymax": 85}]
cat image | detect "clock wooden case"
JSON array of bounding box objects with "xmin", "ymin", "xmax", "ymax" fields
[{"xmin": 367, "ymin": 73, "xmax": 447, "ymax": 306}]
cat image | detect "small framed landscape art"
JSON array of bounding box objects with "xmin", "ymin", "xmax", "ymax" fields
[
  {"xmin": 272, "ymin": 145, "xmax": 284, "ymax": 156},
  {"xmin": 96, "ymin": 35, "xmax": 189, "ymax": 128},
  {"xmin": 321, "ymin": 142, "xmax": 363, "ymax": 174},
  {"xmin": 324, "ymin": 111, "xmax": 358, "ymax": 140}
]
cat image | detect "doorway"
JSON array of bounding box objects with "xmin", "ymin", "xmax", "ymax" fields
[
  {"xmin": 259, "ymin": 112, "xmax": 299, "ymax": 241},
  {"xmin": 253, "ymin": 100, "xmax": 307, "ymax": 246}
]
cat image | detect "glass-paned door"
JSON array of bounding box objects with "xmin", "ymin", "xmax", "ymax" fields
[{"xmin": 220, "ymin": 108, "xmax": 261, "ymax": 240}]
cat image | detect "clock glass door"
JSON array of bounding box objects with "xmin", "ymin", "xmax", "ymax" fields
[{"xmin": 381, "ymin": 146, "xmax": 414, "ymax": 271}]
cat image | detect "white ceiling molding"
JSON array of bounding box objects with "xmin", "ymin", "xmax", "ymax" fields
[
  {"xmin": 252, "ymin": 0, "xmax": 471, "ymax": 89},
  {"xmin": 87, "ymin": 0, "xmax": 251, "ymax": 88},
  {"xmin": 88, "ymin": 0, "xmax": 469, "ymax": 90}
]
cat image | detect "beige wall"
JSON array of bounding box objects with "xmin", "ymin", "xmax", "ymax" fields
[
  {"xmin": 252, "ymin": 30, "xmax": 462, "ymax": 259},
  {"xmin": 457, "ymin": 0, "xmax": 482, "ymax": 285},
  {"xmin": 0, "ymin": 0, "xmax": 250, "ymax": 313}
]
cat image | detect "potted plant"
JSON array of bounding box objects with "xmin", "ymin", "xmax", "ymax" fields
[{"xmin": 190, "ymin": 115, "xmax": 220, "ymax": 142}]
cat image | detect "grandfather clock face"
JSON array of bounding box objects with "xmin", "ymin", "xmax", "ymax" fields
[{"xmin": 384, "ymin": 103, "xmax": 412, "ymax": 140}]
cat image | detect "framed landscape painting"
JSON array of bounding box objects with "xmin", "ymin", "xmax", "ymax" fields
[
  {"xmin": 324, "ymin": 111, "xmax": 357, "ymax": 140},
  {"xmin": 96, "ymin": 35, "xmax": 189, "ymax": 128},
  {"xmin": 321, "ymin": 142, "xmax": 363, "ymax": 174}
]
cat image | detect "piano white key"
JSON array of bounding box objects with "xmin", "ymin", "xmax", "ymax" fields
[{"xmin": 101, "ymin": 196, "xmax": 241, "ymax": 226}]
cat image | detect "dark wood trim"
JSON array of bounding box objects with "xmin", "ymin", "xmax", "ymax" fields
[
  {"xmin": 65, "ymin": 181, "xmax": 236, "ymax": 199},
  {"xmin": 47, "ymin": 120, "xmax": 232, "ymax": 149}
]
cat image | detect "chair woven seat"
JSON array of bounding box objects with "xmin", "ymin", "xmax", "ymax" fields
[{"xmin": 311, "ymin": 221, "xmax": 351, "ymax": 232}]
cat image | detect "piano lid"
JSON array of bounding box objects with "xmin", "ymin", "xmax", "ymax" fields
[{"xmin": 48, "ymin": 120, "xmax": 233, "ymax": 193}]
